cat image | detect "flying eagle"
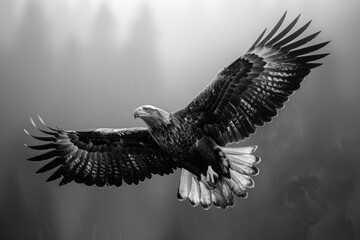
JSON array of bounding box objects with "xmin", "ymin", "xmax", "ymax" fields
[{"xmin": 25, "ymin": 12, "xmax": 329, "ymax": 209}]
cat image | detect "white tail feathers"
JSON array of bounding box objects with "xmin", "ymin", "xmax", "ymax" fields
[
  {"xmin": 177, "ymin": 145, "xmax": 260, "ymax": 209},
  {"xmin": 216, "ymin": 145, "xmax": 258, "ymax": 155},
  {"xmin": 178, "ymin": 169, "xmax": 212, "ymax": 209}
]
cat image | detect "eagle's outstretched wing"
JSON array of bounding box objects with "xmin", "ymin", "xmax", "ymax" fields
[
  {"xmin": 25, "ymin": 116, "xmax": 176, "ymax": 186},
  {"xmin": 175, "ymin": 12, "xmax": 329, "ymax": 146}
]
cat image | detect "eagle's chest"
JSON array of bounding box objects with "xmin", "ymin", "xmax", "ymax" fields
[{"xmin": 150, "ymin": 122, "xmax": 199, "ymax": 156}]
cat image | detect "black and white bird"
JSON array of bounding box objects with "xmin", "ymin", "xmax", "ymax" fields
[{"xmin": 25, "ymin": 12, "xmax": 329, "ymax": 209}]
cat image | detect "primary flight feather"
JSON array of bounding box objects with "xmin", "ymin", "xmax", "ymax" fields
[{"xmin": 25, "ymin": 12, "xmax": 329, "ymax": 209}]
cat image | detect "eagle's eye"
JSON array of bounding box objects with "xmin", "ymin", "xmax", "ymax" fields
[{"xmin": 144, "ymin": 108, "xmax": 151, "ymax": 113}]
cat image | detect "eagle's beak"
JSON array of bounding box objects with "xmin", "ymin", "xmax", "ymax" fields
[
  {"xmin": 134, "ymin": 108, "xmax": 140, "ymax": 119},
  {"xmin": 134, "ymin": 108, "xmax": 146, "ymax": 119}
]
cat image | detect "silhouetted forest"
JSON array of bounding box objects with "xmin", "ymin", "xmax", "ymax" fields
[{"xmin": 0, "ymin": 0, "xmax": 359, "ymax": 239}]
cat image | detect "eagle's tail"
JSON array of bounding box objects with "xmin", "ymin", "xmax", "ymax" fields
[{"xmin": 177, "ymin": 145, "xmax": 260, "ymax": 209}]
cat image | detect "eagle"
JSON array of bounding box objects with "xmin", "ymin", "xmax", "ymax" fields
[{"xmin": 25, "ymin": 12, "xmax": 329, "ymax": 209}]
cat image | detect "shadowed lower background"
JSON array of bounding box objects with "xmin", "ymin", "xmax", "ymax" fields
[{"xmin": 0, "ymin": 0, "xmax": 359, "ymax": 239}]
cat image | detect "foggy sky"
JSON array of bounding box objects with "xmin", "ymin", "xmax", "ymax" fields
[{"xmin": 0, "ymin": 0, "xmax": 359, "ymax": 239}]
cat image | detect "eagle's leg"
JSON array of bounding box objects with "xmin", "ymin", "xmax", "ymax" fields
[{"xmin": 201, "ymin": 166, "xmax": 219, "ymax": 189}]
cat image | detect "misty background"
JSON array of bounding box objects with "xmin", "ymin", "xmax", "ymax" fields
[{"xmin": 0, "ymin": 0, "xmax": 359, "ymax": 239}]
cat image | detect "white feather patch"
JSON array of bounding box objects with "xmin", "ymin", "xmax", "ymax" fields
[
  {"xmin": 211, "ymin": 184, "xmax": 227, "ymax": 209},
  {"xmin": 227, "ymin": 154, "xmax": 259, "ymax": 166},
  {"xmin": 188, "ymin": 177, "xmax": 201, "ymax": 207},
  {"xmin": 230, "ymin": 162, "xmax": 258, "ymax": 176},
  {"xmin": 231, "ymin": 170, "xmax": 255, "ymax": 189},
  {"xmin": 227, "ymin": 177, "xmax": 247, "ymax": 197},
  {"xmin": 217, "ymin": 145, "xmax": 258, "ymax": 155},
  {"xmin": 199, "ymin": 181, "xmax": 212, "ymax": 210},
  {"xmin": 177, "ymin": 169, "xmax": 192, "ymax": 200}
]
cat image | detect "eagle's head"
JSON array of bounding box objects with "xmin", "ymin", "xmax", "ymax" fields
[{"xmin": 134, "ymin": 105, "xmax": 171, "ymax": 127}]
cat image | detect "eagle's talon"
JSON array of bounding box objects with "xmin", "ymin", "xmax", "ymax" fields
[{"xmin": 206, "ymin": 166, "xmax": 218, "ymax": 188}]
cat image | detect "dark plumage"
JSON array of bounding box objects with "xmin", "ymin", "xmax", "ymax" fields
[{"xmin": 25, "ymin": 12, "xmax": 329, "ymax": 209}]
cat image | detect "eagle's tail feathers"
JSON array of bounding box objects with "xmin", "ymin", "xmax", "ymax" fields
[
  {"xmin": 226, "ymin": 172, "xmax": 248, "ymax": 197},
  {"xmin": 177, "ymin": 170, "xmax": 212, "ymax": 209},
  {"xmin": 212, "ymin": 180, "xmax": 234, "ymax": 208},
  {"xmin": 188, "ymin": 177, "xmax": 201, "ymax": 207},
  {"xmin": 177, "ymin": 145, "xmax": 260, "ymax": 209},
  {"xmin": 210, "ymin": 145, "xmax": 259, "ymax": 208},
  {"xmin": 222, "ymin": 145, "xmax": 259, "ymax": 188},
  {"xmin": 199, "ymin": 181, "xmax": 212, "ymax": 209},
  {"xmin": 215, "ymin": 145, "xmax": 258, "ymax": 155},
  {"xmin": 177, "ymin": 168, "xmax": 192, "ymax": 201}
]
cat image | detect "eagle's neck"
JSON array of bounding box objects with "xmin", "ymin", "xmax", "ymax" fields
[
  {"xmin": 145, "ymin": 113, "xmax": 182, "ymax": 151},
  {"xmin": 144, "ymin": 112, "xmax": 176, "ymax": 131}
]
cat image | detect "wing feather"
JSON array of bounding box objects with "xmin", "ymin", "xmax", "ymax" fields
[
  {"xmin": 175, "ymin": 13, "xmax": 329, "ymax": 145},
  {"xmin": 25, "ymin": 116, "xmax": 177, "ymax": 186},
  {"xmin": 257, "ymin": 11, "xmax": 287, "ymax": 47},
  {"xmin": 265, "ymin": 14, "xmax": 301, "ymax": 47}
]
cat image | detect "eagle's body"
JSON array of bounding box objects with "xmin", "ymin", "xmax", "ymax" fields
[
  {"xmin": 143, "ymin": 110, "xmax": 218, "ymax": 177},
  {"xmin": 25, "ymin": 13, "xmax": 329, "ymax": 209},
  {"xmin": 147, "ymin": 114, "xmax": 197, "ymax": 156}
]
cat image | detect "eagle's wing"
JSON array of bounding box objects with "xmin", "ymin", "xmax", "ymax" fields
[
  {"xmin": 174, "ymin": 12, "xmax": 329, "ymax": 146},
  {"xmin": 25, "ymin": 116, "xmax": 176, "ymax": 186}
]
